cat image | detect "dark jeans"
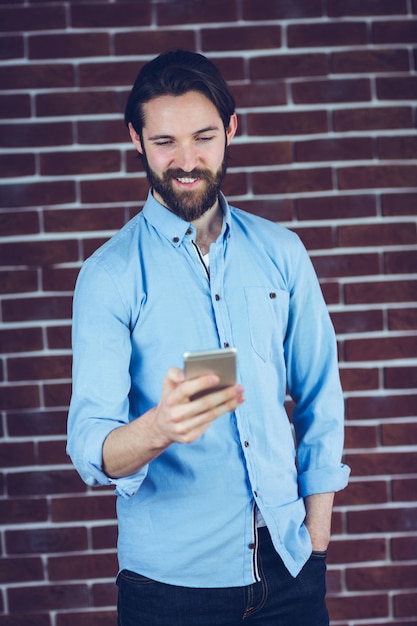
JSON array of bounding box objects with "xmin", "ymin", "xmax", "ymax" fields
[{"xmin": 116, "ymin": 527, "xmax": 329, "ymax": 626}]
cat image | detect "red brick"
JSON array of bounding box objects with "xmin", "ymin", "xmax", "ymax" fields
[
  {"xmin": 394, "ymin": 591, "xmax": 417, "ymax": 618},
  {"xmin": 0, "ymin": 153, "xmax": 35, "ymax": 178},
  {"xmin": 235, "ymin": 199, "xmax": 293, "ymax": 222},
  {"xmin": 43, "ymin": 382, "xmax": 71, "ymax": 408},
  {"xmin": 338, "ymin": 164, "xmax": 417, "ymax": 190},
  {"xmin": 346, "ymin": 336, "xmax": 417, "ymax": 361},
  {"xmin": 7, "ymin": 410, "xmax": 67, "ymax": 437},
  {"xmin": 80, "ymin": 176, "xmax": 150, "ymax": 204},
  {"xmin": 328, "ymin": 538, "xmax": 386, "ymax": 564},
  {"xmin": 7, "ymin": 470, "xmax": 85, "ymax": 497},
  {"xmin": 340, "ymin": 367, "xmax": 380, "ymax": 391},
  {"xmin": 92, "ymin": 525, "xmax": 118, "ymax": 550},
  {"xmin": 2, "ymin": 296, "xmax": 72, "ymax": 322},
  {"xmin": 296, "ymin": 194, "xmax": 377, "ymax": 221},
  {"xmin": 77, "ymin": 119, "xmax": 127, "ymax": 145},
  {"xmin": 8, "ymin": 583, "xmax": 89, "ymax": 612},
  {"xmin": 46, "ymin": 326, "xmax": 71, "ymax": 351},
  {"xmin": 44, "ymin": 205, "xmax": 124, "ymax": 233},
  {"xmin": 0, "ymin": 497, "xmax": 47, "ymax": 525},
  {"xmin": 0, "ymin": 122, "xmax": 73, "ymax": 148},
  {"xmin": 0, "ymin": 385, "xmax": 39, "ymax": 411},
  {"xmin": 253, "ymin": 167, "xmax": 332, "ymax": 195},
  {"xmin": 209, "ymin": 57, "xmax": 245, "ymax": 82},
  {"xmin": 338, "ymin": 222, "xmax": 416, "ymax": 247},
  {"xmin": 0, "ymin": 327, "xmax": 43, "ymax": 354},
  {"xmin": 331, "ymin": 310, "xmax": 383, "ymax": 334},
  {"xmin": 334, "ymin": 478, "xmax": 387, "ymax": 504},
  {"xmin": 38, "ymin": 440, "xmax": 70, "ymax": 466},
  {"xmin": 385, "ymin": 366, "xmax": 417, "ymax": 389},
  {"xmin": 348, "ymin": 506, "xmax": 417, "ymax": 533},
  {"xmin": 312, "ymin": 252, "xmax": 380, "ymax": 278},
  {"xmin": 333, "ymin": 106, "xmax": 413, "ymax": 131},
  {"xmin": 57, "ymin": 611, "xmax": 117, "ymax": 626},
  {"xmin": 157, "ymin": 0, "xmax": 237, "ymax": 25},
  {"xmin": 347, "ymin": 563, "xmax": 417, "ymax": 591},
  {"xmin": 333, "ymin": 49, "xmax": 409, "ymax": 74},
  {"xmin": 0, "ymin": 443, "xmax": 35, "ymax": 468},
  {"xmin": 345, "ymin": 280, "xmax": 417, "ymax": 305},
  {"xmin": 79, "ymin": 60, "xmax": 146, "ymax": 88},
  {"xmin": 385, "ymin": 249, "xmax": 417, "ymax": 274},
  {"xmin": 379, "ymin": 135, "xmax": 417, "ymax": 159},
  {"xmin": 92, "ymin": 581, "xmax": 118, "ymax": 607},
  {"xmin": 231, "ymin": 81, "xmax": 287, "ymax": 108},
  {"xmin": 328, "ymin": 0, "xmax": 407, "ymax": 16},
  {"xmin": 377, "ymin": 76, "xmax": 417, "ymax": 100},
  {"xmin": 37, "ymin": 92, "xmax": 120, "ymax": 118},
  {"xmin": 52, "ymin": 495, "xmax": 116, "ymax": 523},
  {"xmin": 229, "ymin": 141, "xmax": 292, "ymax": 168},
  {"xmin": 115, "ymin": 30, "xmax": 195, "ymax": 56},
  {"xmin": 0, "ymin": 181, "xmax": 76, "ymax": 208},
  {"xmin": 203, "ymin": 25, "xmax": 281, "ymax": 52},
  {"xmin": 381, "ymin": 422, "xmax": 417, "ymax": 446},
  {"xmin": 5, "ymin": 526, "xmax": 88, "ymax": 554},
  {"xmin": 392, "ymin": 478, "xmax": 417, "ymax": 503},
  {"xmin": 346, "ymin": 394, "xmax": 417, "ymax": 419},
  {"xmin": 288, "ymin": 21, "xmax": 367, "ymax": 47},
  {"xmin": 0, "ymin": 615, "xmax": 51, "ymax": 626},
  {"xmin": 0, "ymin": 210, "xmax": 39, "ymax": 237},
  {"xmin": 72, "ymin": 3, "xmax": 151, "ymax": 27},
  {"xmin": 0, "ymin": 64, "xmax": 74, "ymax": 90},
  {"xmin": 0, "ymin": 557, "xmax": 44, "ymax": 583},
  {"xmin": 0, "ymin": 240, "xmax": 78, "ymax": 266},
  {"xmin": 250, "ymin": 53, "xmax": 327, "ymax": 80},
  {"xmin": 29, "ymin": 33, "xmax": 110, "ymax": 59},
  {"xmin": 293, "ymin": 78, "xmax": 371, "ymax": 104},
  {"xmin": 373, "ymin": 20, "xmax": 417, "ymax": 43},
  {"xmin": 388, "ymin": 308, "xmax": 417, "ymax": 331},
  {"xmin": 249, "ymin": 110, "xmax": 328, "ymax": 137},
  {"xmin": 0, "ymin": 94, "xmax": 31, "ymax": 118},
  {"xmin": 295, "ymin": 137, "xmax": 373, "ymax": 163},
  {"xmin": 327, "ymin": 594, "xmax": 388, "ymax": 621},
  {"xmin": 0, "ymin": 6, "xmax": 66, "ymax": 31},
  {"xmin": 242, "ymin": 0, "xmax": 323, "ymax": 19},
  {"xmin": 48, "ymin": 552, "xmax": 117, "ymax": 581},
  {"xmin": 8, "ymin": 355, "xmax": 71, "ymax": 382},
  {"xmin": 291, "ymin": 226, "xmax": 333, "ymax": 250},
  {"xmin": 338, "ymin": 424, "xmax": 378, "ymax": 448},
  {"xmin": 0, "ymin": 35, "xmax": 24, "ymax": 59},
  {"xmin": 42, "ymin": 267, "xmax": 79, "ymax": 292}
]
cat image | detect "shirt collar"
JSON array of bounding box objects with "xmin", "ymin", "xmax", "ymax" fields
[{"xmin": 141, "ymin": 190, "xmax": 232, "ymax": 248}]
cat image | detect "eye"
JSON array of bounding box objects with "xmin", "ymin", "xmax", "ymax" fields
[
  {"xmin": 155, "ymin": 140, "xmax": 173, "ymax": 146},
  {"xmin": 196, "ymin": 135, "xmax": 214, "ymax": 142}
]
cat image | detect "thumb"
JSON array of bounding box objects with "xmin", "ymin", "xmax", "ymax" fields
[{"xmin": 161, "ymin": 367, "xmax": 185, "ymax": 397}]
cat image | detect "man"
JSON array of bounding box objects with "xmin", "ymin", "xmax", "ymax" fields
[{"xmin": 67, "ymin": 49, "xmax": 350, "ymax": 625}]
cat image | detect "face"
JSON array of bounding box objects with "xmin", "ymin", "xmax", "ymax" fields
[{"xmin": 129, "ymin": 91, "xmax": 237, "ymax": 222}]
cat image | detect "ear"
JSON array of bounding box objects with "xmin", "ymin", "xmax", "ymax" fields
[
  {"xmin": 225, "ymin": 113, "xmax": 238, "ymax": 146},
  {"xmin": 128, "ymin": 122, "xmax": 143, "ymax": 154}
]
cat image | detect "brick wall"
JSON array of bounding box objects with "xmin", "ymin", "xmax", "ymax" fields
[{"xmin": 0, "ymin": 0, "xmax": 416, "ymax": 624}]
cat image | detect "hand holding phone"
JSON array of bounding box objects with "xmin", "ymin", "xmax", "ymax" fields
[{"xmin": 183, "ymin": 348, "xmax": 237, "ymax": 400}]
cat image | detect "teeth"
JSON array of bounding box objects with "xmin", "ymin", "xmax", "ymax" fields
[{"xmin": 177, "ymin": 177, "xmax": 197, "ymax": 184}]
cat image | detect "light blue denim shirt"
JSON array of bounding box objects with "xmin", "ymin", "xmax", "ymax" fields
[{"xmin": 67, "ymin": 191, "xmax": 350, "ymax": 587}]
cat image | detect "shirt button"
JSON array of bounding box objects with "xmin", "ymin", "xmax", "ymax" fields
[
  {"xmin": 224, "ymin": 342, "xmax": 230, "ymax": 348},
  {"xmin": 215, "ymin": 294, "xmax": 220, "ymax": 301},
  {"xmin": 173, "ymin": 236, "xmax": 179, "ymax": 243},
  {"xmin": 244, "ymin": 440, "xmax": 249, "ymax": 447},
  {"xmin": 269, "ymin": 292, "xmax": 276, "ymax": 299},
  {"xmin": 186, "ymin": 228, "xmax": 192, "ymax": 235},
  {"xmin": 248, "ymin": 543, "xmax": 256, "ymax": 550}
]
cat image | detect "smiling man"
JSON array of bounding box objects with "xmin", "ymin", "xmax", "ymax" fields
[{"xmin": 67, "ymin": 50, "xmax": 350, "ymax": 626}]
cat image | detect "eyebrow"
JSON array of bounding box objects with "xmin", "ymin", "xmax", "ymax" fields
[{"xmin": 147, "ymin": 125, "xmax": 221, "ymax": 141}]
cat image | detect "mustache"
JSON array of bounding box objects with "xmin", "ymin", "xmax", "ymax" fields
[{"xmin": 163, "ymin": 168, "xmax": 213, "ymax": 181}]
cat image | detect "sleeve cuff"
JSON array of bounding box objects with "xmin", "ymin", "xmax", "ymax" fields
[{"xmin": 298, "ymin": 463, "xmax": 351, "ymax": 498}]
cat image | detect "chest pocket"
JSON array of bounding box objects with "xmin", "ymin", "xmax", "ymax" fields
[{"xmin": 244, "ymin": 287, "xmax": 289, "ymax": 362}]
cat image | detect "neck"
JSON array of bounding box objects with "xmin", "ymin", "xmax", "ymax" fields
[{"xmin": 192, "ymin": 200, "xmax": 223, "ymax": 255}]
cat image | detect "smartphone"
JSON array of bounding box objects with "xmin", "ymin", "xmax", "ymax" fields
[{"xmin": 183, "ymin": 347, "xmax": 237, "ymax": 399}]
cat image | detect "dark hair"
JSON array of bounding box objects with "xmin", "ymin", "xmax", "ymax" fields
[{"xmin": 124, "ymin": 50, "xmax": 235, "ymax": 135}]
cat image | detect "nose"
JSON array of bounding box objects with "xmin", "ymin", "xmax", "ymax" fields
[{"xmin": 174, "ymin": 143, "xmax": 200, "ymax": 172}]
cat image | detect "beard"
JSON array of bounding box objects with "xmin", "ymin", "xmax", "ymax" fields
[{"xmin": 142, "ymin": 149, "xmax": 229, "ymax": 222}]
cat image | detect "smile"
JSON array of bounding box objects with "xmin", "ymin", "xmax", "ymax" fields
[{"xmin": 176, "ymin": 177, "xmax": 199, "ymax": 184}]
